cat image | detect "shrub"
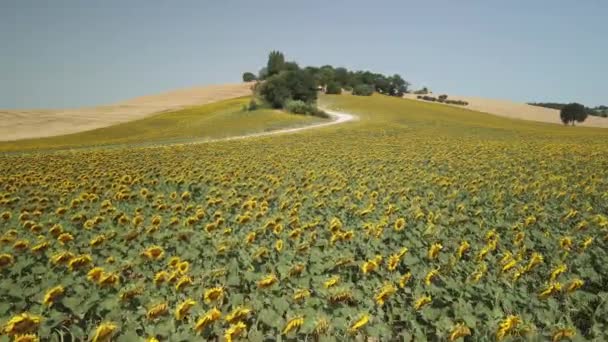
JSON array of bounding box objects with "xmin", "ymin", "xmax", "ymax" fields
[
  {"xmin": 352, "ymin": 84, "xmax": 374, "ymax": 96},
  {"xmin": 452, "ymin": 100, "xmax": 468, "ymax": 106},
  {"xmin": 242, "ymin": 72, "xmax": 257, "ymax": 82},
  {"xmin": 259, "ymin": 75, "xmax": 291, "ymax": 108},
  {"xmin": 438, "ymin": 94, "xmax": 448, "ymax": 102},
  {"xmin": 284, "ymin": 100, "xmax": 328, "ymax": 118},
  {"xmin": 414, "ymin": 87, "xmax": 429, "ymax": 95},
  {"xmin": 325, "ymin": 82, "xmax": 342, "ymax": 95},
  {"xmin": 284, "ymin": 100, "xmax": 314, "ymax": 115},
  {"xmin": 247, "ymin": 99, "xmax": 258, "ymax": 111}
]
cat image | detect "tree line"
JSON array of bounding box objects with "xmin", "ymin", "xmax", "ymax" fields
[
  {"xmin": 529, "ymin": 102, "xmax": 608, "ymax": 118},
  {"xmin": 242, "ymin": 51, "xmax": 410, "ymax": 116}
]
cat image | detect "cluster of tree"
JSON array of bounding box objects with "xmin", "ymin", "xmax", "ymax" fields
[
  {"xmin": 413, "ymin": 87, "xmax": 430, "ymax": 95},
  {"xmin": 417, "ymin": 94, "xmax": 469, "ymax": 106},
  {"xmin": 559, "ymin": 103, "xmax": 588, "ymax": 126},
  {"xmin": 241, "ymin": 51, "xmax": 411, "ymax": 115},
  {"xmin": 529, "ymin": 102, "xmax": 608, "ymax": 118}
]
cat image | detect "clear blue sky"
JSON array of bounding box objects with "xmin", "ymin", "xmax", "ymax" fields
[{"xmin": 1, "ymin": 0, "xmax": 606, "ymax": 108}]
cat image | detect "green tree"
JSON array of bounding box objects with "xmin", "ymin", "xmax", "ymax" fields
[
  {"xmin": 258, "ymin": 69, "xmax": 317, "ymax": 108},
  {"xmin": 318, "ymin": 65, "xmax": 335, "ymax": 87},
  {"xmin": 282, "ymin": 69, "xmax": 317, "ymax": 103},
  {"xmin": 266, "ymin": 51, "xmax": 286, "ymax": 78},
  {"xmin": 258, "ymin": 67, "xmax": 268, "ymax": 80},
  {"xmin": 560, "ymin": 103, "xmax": 588, "ymax": 126},
  {"xmin": 258, "ymin": 74, "xmax": 290, "ymax": 108},
  {"xmin": 284, "ymin": 61, "xmax": 300, "ymax": 72},
  {"xmin": 352, "ymin": 84, "xmax": 374, "ymax": 96},
  {"xmin": 242, "ymin": 72, "xmax": 257, "ymax": 82},
  {"xmin": 325, "ymin": 82, "xmax": 342, "ymax": 95},
  {"xmin": 389, "ymin": 74, "xmax": 409, "ymax": 96},
  {"xmin": 333, "ymin": 67, "xmax": 350, "ymax": 86}
]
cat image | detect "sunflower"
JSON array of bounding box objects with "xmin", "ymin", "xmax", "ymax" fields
[
  {"xmin": 502, "ymin": 259, "xmax": 518, "ymax": 273},
  {"xmin": 293, "ymin": 289, "xmax": 311, "ymax": 302},
  {"xmin": 559, "ymin": 236, "xmax": 573, "ymax": 251},
  {"xmin": 552, "ymin": 327, "xmax": 575, "ymax": 342},
  {"xmin": 386, "ymin": 254, "xmax": 400, "ymax": 272},
  {"xmin": 282, "ymin": 316, "xmax": 304, "ymax": 335},
  {"xmin": 324, "ymin": 276, "xmax": 340, "ymax": 288},
  {"xmin": 549, "ymin": 264, "xmax": 567, "ymax": 282},
  {"xmin": 89, "ymin": 234, "xmax": 106, "ymax": 247},
  {"xmin": 287, "ymin": 264, "xmax": 303, "ymax": 277},
  {"xmin": 154, "ymin": 271, "xmax": 169, "ymax": 285},
  {"xmin": 413, "ymin": 295, "xmax": 432, "ymax": 310},
  {"xmin": 119, "ymin": 287, "xmax": 143, "ymax": 302},
  {"xmin": 3, "ymin": 313, "xmax": 42, "ymax": 335},
  {"xmin": 375, "ymin": 283, "xmax": 397, "ymax": 306},
  {"xmin": 565, "ymin": 278, "xmax": 584, "ymax": 293},
  {"xmin": 394, "ymin": 218, "xmax": 406, "ymax": 231},
  {"xmin": 91, "ymin": 322, "xmax": 118, "ymax": 342},
  {"xmin": 428, "ymin": 243, "xmax": 443, "ymax": 260},
  {"xmin": 496, "ymin": 315, "xmax": 521, "ymax": 341},
  {"xmin": 177, "ymin": 261, "xmax": 190, "ymax": 274},
  {"xmin": 203, "ymin": 287, "xmax": 225, "ymax": 303},
  {"xmin": 425, "ymin": 269, "xmax": 440, "ymax": 286},
  {"xmin": 146, "ymin": 303, "xmax": 169, "ymax": 320},
  {"xmin": 168, "ymin": 256, "xmax": 181, "ymax": 268},
  {"xmin": 580, "ymin": 237, "xmax": 593, "ymax": 250},
  {"xmin": 151, "ymin": 215, "xmax": 162, "ymax": 226},
  {"xmin": 98, "ymin": 272, "xmax": 119, "ymax": 287},
  {"xmin": 456, "ymin": 241, "xmax": 471, "ymax": 259},
  {"xmin": 245, "ymin": 232, "xmax": 256, "ymax": 244},
  {"xmin": 68, "ymin": 254, "xmax": 92, "ymax": 270},
  {"xmin": 273, "ymin": 223, "xmax": 283, "ymax": 235},
  {"xmin": 57, "ymin": 233, "xmax": 74, "ymax": 244},
  {"xmin": 448, "ymin": 323, "xmax": 471, "ymax": 341},
  {"xmin": 0, "ymin": 253, "xmax": 14, "ymax": 268},
  {"xmin": 175, "ymin": 276, "xmax": 193, "ymax": 291},
  {"xmin": 225, "ymin": 306, "xmax": 252, "ymax": 324},
  {"xmin": 13, "ymin": 334, "xmax": 40, "ymax": 342},
  {"xmin": 141, "ymin": 245, "xmax": 165, "ymax": 260},
  {"xmin": 42, "ymin": 285, "xmax": 64, "ymax": 306},
  {"xmin": 257, "ymin": 274, "xmax": 278, "ymax": 288},
  {"xmin": 314, "ymin": 318, "xmax": 330, "ymax": 335},
  {"xmin": 194, "ymin": 307, "xmax": 222, "ymax": 333},
  {"xmin": 275, "ymin": 239, "xmax": 284, "ymax": 252},
  {"xmin": 399, "ymin": 272, "xmax": 412, "ymax": 288},
  {"xmin": 525, "ymin": 252, "xmax": 544, "ymax": 272},
  {"xmin": 50, "ymin": 251, "xmax": 74, "ymax": 265},
  {"xmin": 214, "ymin": 317, "xmax": 244, "ymax": 342},
  {"xmin": 348, "ymin": 314, "xmax": 369, "ymax": 334},
  {"xmin": 1, "ymin": 211, "xmax": 11, "ymax": 220},
  {"xmin": 13, "ymin": 240, "xmax": 29, "ymax": 252},
  {"xmin": 361, "ymin": 260, "xmax": 378, "ymax": 275},
  {"xmin": 174, "ymin": 299, "xmax": 197, "ymax": 320},
  {"xmin": 329, "ymin": 217, "xmax": 342, "ymax": 232},
  {"xmin": 329, "ymin": 289, "xmax": 355, "ymax": 304}
]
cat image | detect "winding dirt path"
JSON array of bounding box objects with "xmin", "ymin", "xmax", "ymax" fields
[{"xmin": 175, "ymin": 108, "xmax": 356, "ymax": 146}]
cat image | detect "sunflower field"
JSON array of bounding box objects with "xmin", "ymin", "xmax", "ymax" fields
[{"xmin": 1, "ymin": 94, "xmax": 607, "ymax": 341}]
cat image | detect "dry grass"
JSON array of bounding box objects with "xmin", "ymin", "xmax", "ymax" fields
[
  {"xmin": 403, "ymin": 94, "xmax": 608, "ymax": 128},
  {"xmin": 0, "ymin": 97, "xmax": 325, "ymax": 152},
  {"xmin": 0, "ymin": 83, "xmax": 254, "ymax": 141}
]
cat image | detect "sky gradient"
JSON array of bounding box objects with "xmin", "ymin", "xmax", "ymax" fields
[{"xmin": 2, "ymin": 0, "xmax": 606, "ymax": 108}]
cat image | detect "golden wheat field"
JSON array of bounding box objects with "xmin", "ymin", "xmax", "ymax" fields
[{"xmin": 1, "ymin": 94, "xmax": 607, "ymax": 341}]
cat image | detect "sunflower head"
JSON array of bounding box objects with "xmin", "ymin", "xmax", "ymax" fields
[{"xmin": 91, "ymin": 322, "xmax": 118, "ymax": 342}]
